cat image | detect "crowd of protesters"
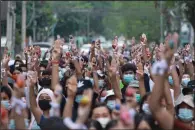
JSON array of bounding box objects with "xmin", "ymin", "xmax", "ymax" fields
[{"xmin": 0, "ymin": 33, "xmax": 195, "ymax": 130}]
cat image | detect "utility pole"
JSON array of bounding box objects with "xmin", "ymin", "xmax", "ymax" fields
[
  {"xmin": 32, "ymin": 1, "xmax": 36, "ymax": 42},
  {"xmin": 160, "ymin": 1, "xmax": 163, "ymax": 43},
  {"xmin": 6, "ymin": 1, "xmax": 12, "ymax": 51},
  {"xmin": 21, "ymin": 1, "xmax": 26, "ymax": 50},
  {"xmin": 11, "ymin": 1, "xmax": 16, "ymax": 57}
]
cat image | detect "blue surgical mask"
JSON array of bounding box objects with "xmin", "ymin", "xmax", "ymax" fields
[
  {"xmin": 181, "ymin": 78, "xmax": 190, "ymax": 87},
  {"xmin": 1, "ymin": 100, "xmax": 10, "ymax": 110},
  {"xmin": 98, "ymin": 80, "xmax": 104, "ymax": 88},
  {"xmin": 135, "ymin": 94, "xmax": 141, "ymax": 102},
  {"xmin": 142, "ymin": 103, "xmax": 151, "ymax": 115},
  {"xmin": 107, "ymin": 100, "xmax": 116, "ymax": 110},
  {"xmin": 90, "ymin": 78, "xmax": 94, "ymax": 86},
  {"xmin": 178, "ymin": 108, "xmax": 193, "ymax": 122},
  {"xmin": 9, "ymin": 119, "xmax": 29, "ymax": 129},
  {"xmin": 123, "ymin": 74, "xmax": 134, "ymax": 84},
  {"xmin": 168, "ymin": 76, "xmax": 173, "ymax": 86},
  {"xmin": 75, "ymin": 95, "xmax": 83, "ymax": 103}
]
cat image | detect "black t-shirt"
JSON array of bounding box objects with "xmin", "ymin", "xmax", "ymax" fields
[{"xmin": 40, "ymin": 117, "xmax": 68, "ymax": 130}]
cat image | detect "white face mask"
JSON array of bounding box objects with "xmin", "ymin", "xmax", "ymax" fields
[
  {"xmin": 98, "ymin": 80, "xmax": 104, "ymax": 88},
  {"xmin": 96, "ymin": 117, "xmax": 110, "ymax": 128},
  {"xmin": 142, "ymin": 103, "xmax": 151, "ymax": 115}
]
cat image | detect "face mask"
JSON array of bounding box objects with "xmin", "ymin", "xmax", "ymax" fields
[
  {"xmin": 96, "ymin": 117, "xmax": 110, "ymax": 128},
  {"xmin": 1, "ymin": 100, "xmax": 11, "ymax": 110},
  {"xmin": 107, "ymin": 100, "xmax": 116, "ymax": 110},
  {"xmin": 135, "ymin": 94, "xmax": 141, "ymax": 102},
  {"xmin": 39, "ymin": 78, "xmax": 51, "ymax": 88},
  {"xmin": 178, "ymin": 108, "xmax": 193, "ymax": 122},
  {"xmin": 38, "ymin": 99, "xmax": 51, "ymax": 111},
  {"xmin": 9, "ymin": 119, "xmax": 29, "ymax": 129},
  {"xmin": 123, "ymin": 74, "xmax": 134, "ymax": 84},
  {"xmin": 168, "ymin": 76, "xmax": 173, "ymax": 86},
  {"xmin": 98, "ymin": 80, "xmax": 104, "ymax": 88},
  {"xmin": 181, "ymin": 78, "xmax": 190, "ymax": 87},
  {"xmin": 90, "ymin": 78, "xmax": 94, "ymax": 86},
  {"xmin": 75, "ymin": 95, "xmax": 83, "ymax": 103},
  {"xmin": 142, "ymin": 103, "xmax": 151, "ymax": 115}
]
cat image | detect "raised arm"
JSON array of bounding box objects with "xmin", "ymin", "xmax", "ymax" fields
[
  {"xmin": 51, "ymin": 48, "xmax": 60, "ymax": 91},
  {"xmin": 63, "ymin": 75, "xmax": 77, "ymax": 118},
  {"xmin": 28, "ymin": 71, "xmax": 42, "ymax": 124},
  {"xmin": 149, "ymin": 43, "xmax": 174, "ymax": 130},
  {"xmin": 171, "ymin": 65, "xmax": 181, "ymax": 99}
]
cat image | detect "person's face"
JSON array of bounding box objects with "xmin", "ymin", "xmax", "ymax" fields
[
  {"xmin": 92, "ymin": 106, "xmax": 111, "ymax": 120},
  {"xmin": 182, "ymin": 74, "xmax": 190, "ymax": 79},
  {"xmin": 137, "ymin": 120, "xmax": 152, "ymax": 130},
  {"xmin": 40, "ymin": 67, "xmax": 46, "ymax": 72},
  {"xmin": 39, "ymin": 93, "xmax": 51, "ymax": 101},
  {"xmin": 1, "ymin": 92, "xmax": 9, "ymax": 101}
]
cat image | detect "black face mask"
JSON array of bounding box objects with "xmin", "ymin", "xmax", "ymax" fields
[
  {"xmin": 39, "ymin": 78, "xmax": 51, "ymax": 88},
  {"xmin": 38, "ymin": 99, "xmax": 51, "ymax": 111}
]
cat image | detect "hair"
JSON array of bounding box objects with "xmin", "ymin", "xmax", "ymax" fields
[
  {"xmin": 14, "ymin": 59, "xmax": 23, "ymax": 66},
  {"xmin": 14, "ymin": 67, "xmax": 23, "ymax": 73},
  {"xmin": 42, "ymin": 70, "xmax": 51, "ymax": 76},
  {"xmin": 89, "ymin": 102, "xmax": 111, "ymax": 118},
  {"xmin": 19, "ymin": 63, "xmax": 27, "ymax": 68},
  {"xmin": 1, "ymin": 85, "xmax": 12, "ymax": 99},
  {"xmin": 121, "ymin": 63, "xmax": 137, "ymax": 74},
  {"xmin": 134, "ymin": 113, "xmax": 156, "ymax": 130},
  {"xmin": 139, "ymin": 92, "xmax": 151, "ymax": 113}
]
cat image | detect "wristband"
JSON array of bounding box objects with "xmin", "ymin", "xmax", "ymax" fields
[
  {"xmin": 11, "ymin": 97, "xmax": 27, "ymax": 115},
  {"xmin": 151, "ymin": 59, "xmax": 168, "ymax": 75},
  {"xmin": 52, "ymin": 60, "xmax": 59, "ymax": 64}
]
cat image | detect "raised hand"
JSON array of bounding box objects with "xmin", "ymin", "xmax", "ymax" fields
[
  {"xmin": 2, "ymin": 54, "xmax": 10, "ymax": 67},
  {"xmin": 52, "ymin": 48, "xmax": 61, "ymax": 61},
  {"xmin": 66, "ymin": 75, "xmax": 77, "ymax": 98},
  {"xmin": 27, "ymin": 71, "xmax": 38, "ymax": 87},
  {"xmin": 136, "ymin": 62, "xmax": 144, "ymax": 81}
]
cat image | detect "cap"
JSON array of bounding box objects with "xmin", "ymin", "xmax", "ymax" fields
[
  {"xmin": 175, "ymin": 95, "xmax": 194, "ymax": 108},
  {"xmin": 97, "ymin": 70, "xmax": 104, "ymax": 77},
  {"xmin": 128, "ymin": 80, "xmax": 139, "ymax": 88},
  {"xmin": 105, "ymin": 89, "xmax": 115, "ymax": 100}
]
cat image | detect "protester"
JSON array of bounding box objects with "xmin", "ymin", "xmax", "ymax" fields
[{"xmin": 0, "ymin": 33, "xmax": 194, "ymax": 130}]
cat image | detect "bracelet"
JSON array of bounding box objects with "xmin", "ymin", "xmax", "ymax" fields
[
  {"xmin": 52, "ymin": 60, "xmax": 59, "ymax": 64},
  {"xmin": 11, "ymin": 97, "xmax": 26, "ymax": 115},
  {"xmin": 151, "ymin": 59, "xmax": 168, "ymax": 75}
]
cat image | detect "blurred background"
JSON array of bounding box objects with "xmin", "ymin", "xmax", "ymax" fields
[{"xmin": 1, "ymin": 1, "xmax": 195, "ymax": 57}]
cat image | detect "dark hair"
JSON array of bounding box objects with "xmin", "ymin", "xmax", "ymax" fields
[
  {"xmin": 87, "ymin": 120, "xmax": 103, "ymax": 130},
  {"xmin": 14, "ymin": 67, "xmax": 23, "ymax": 73},
  {"xmin": 134, "ymin": 113, "xmax": 156, "ymax": 130},
  {"xmin": 14, "ymin": 59, "xmax": 23, "ymax": 66},
  {"xmin": 89, "ymin": 102, "xmax": 111, "ymax": 118},
  {"xmin": 19, "ymin": 63, "xmax": 26, "ymax": 68},
  {"xmin": 42, "ymin": 70, "xmax": 51, "ymax": 76},
  {"xmin": 139, "ymin": 92, "xmax": 151, "ymax": 113},
  {"xmin": 121, "ymin": 63, "xmax": 137, "ymax": 74},
  {"xmin": 1, "ymin": 86, "xmax": 12, "ymax": 99}
]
